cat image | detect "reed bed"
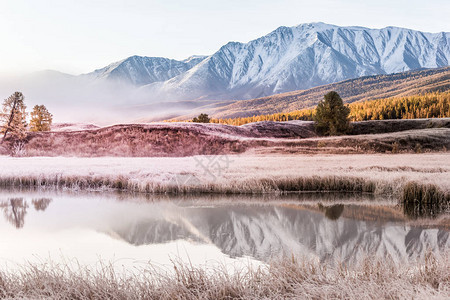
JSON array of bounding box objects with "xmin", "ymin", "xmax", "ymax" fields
[
  {"xmin": 0, "ymin": 173, "xmax": 448, "ymax": 214},
  {"xmin": 0, "ymin": 154, "xmax": 449, "ymax": 205},
  {"xmin": 0, "ymin": 174, "xmax": 379, "ymax": 194},
  {"xmin": 0, "ymin": 251, "xmax": 448, "ymax": 299}
]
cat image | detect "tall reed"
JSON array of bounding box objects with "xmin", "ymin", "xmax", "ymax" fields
[{"xmin": 0, "ymin": 251, "xmax": 447, "ymax": 299}]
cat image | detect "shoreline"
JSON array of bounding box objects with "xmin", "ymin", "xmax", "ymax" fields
[
  {"xmin": 0, "ymin": 153, "xmax": 448, "ymax": 206},
  {"xmin": 1, "ymin": 153, "xmax": 448, "ymax": 299}
]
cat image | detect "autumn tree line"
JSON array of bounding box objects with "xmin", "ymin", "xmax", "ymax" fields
[
  {"xmin": 0, "ymin": 92, "xmax": 53, "ymax": 145},
  {"xmin": 208, "ymin": 91, "xmax": 450, "ymax": 126},
  {"xmin": 193, "ymin": 91, "xmax": 351, "ymax": 136}
]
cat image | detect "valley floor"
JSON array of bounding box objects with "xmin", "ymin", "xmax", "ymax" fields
[
  {"xmin": 0, "ymin": 153, "xmax": 449, "ymax": 199},
  {"xmin": 2, "ymin": 118, "xmax": 449, "ymax": 157},
  {"xmin": 1, "ymin": 153, "xmax": 449, "ymax": 299}
]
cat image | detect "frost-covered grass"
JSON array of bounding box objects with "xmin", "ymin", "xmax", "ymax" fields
[
  {"xmin": 0, "ymin": 251, "xmax": 448, "ymax": 299},
  {"xmin": 0, "ymin": 153, "xmax": 449, "ymax": 204},
  {"xmin": 50, "ymin": 123, "xmax": 100, "ymax": 132},
  {"xmin": 1, "ymin": 119, "xmax": 448, "ymax": 157},
  {"xmin": 0, "ymin": 154, "xmax": 448, "ymax": 299}
]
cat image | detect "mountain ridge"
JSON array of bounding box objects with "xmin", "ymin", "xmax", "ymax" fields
[
  {"xmin": 165, "ymin": 66, "xmax": 450, "ymax": 120},
  {"xmin": 2, "ymin": 22, "xmax": 449, "ymax": 123},
  {"xmin": 135, "ymin": 22, "xmax": 449, "ymax": 101},
  {"xmin": 84, "ymin": 55, "xmax": 207, "ymax": 86}
]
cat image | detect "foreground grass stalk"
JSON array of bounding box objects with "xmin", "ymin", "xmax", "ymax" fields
[{"xmin": 0, "ymin": 252, "xmax": 448, "ymax": 299}]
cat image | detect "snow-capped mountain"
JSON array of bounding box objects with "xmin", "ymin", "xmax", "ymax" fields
[
  {"xmin": 3, "ymin": 22, "xmax": 449, "ymax": 123},
  {"xmin": 86, "ymin": 55, "xmax": 207, "ymax": 86},
  {"xmin": 137, "ymin": 22, "xmax": 449, "ymax": 100}
]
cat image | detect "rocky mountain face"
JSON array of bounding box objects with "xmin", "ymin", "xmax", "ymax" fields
[
  {"xmin": 85, "ymin": 55, "xmax": 206, "ymax": 86},
  {"xmin": 4, "ymin": 23, "xmax": 448, "ymax": 123},
  {"xmin": 136, "ymin": 23, "xmax": 449, "ymax": 101}
]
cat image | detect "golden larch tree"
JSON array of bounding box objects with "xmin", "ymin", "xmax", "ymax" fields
[
  {"xmin": 30, "ymin": 105, "xmax": 53, "ymax": 132},
  {"xmin": 0, "ymin": 92, "xmax": 27, "ymax": 143}
]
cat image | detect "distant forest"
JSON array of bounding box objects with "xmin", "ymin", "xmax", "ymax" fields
[{"xmin": 210, "ymin": 91, "xmax": 450, "ymax": 126}]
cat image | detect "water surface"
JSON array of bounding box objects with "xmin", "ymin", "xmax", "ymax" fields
[{"xmin": 0, "ymin": 190, "xmax": 448, "ymax": 271}]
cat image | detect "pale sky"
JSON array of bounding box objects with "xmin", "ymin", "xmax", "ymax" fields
[{"xmin": 0, "ymin": 0, "xmax": 449, "ymax": 76}]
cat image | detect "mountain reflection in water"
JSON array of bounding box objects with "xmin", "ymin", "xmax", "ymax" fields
[
  {"xmin": 112, "ymin": 202, "xmax": 448, "ymax": 263},
  {"xmin": 0, "ymin": 192, "xmax": 448, "ymax": 265}
]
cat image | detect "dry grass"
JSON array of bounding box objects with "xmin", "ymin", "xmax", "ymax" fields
[
  {"xmin": 0, "ymin": 174, "xmax": 446, "ymax": 208},
  {"xmin": 402, "ymin": 182, "xmax": 450, "ymax": 204},
  {"xmin": 254, "ymin": 127, "xmax": 450, "ymax": 155},
  {"xmin": 1, "ymin": 118, "xmax": 449, "ymax": 157},
  {"xmin": 0, "ymin": 251, "xmax": 448, "ymax": 299},
  {"xmin": 18, "ymin": 124, "xmax": 248, "ymax": 157},
  {"xmin": 0, "ymin": 153, "xmax": 448, "ymax": 206}
]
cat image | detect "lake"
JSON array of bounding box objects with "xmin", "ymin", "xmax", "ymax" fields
[{"xmin": 0, "ymin": 190, "xmax": 448, "ymax": 273}]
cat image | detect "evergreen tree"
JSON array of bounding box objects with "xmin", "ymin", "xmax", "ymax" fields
[
  {"xmin": 0, "ymin": 92, "xmax": 27, "ymax": 143},
  {"xmin": 192, "ymin": 113, "xmax": 210, "ymax": 123},
  {"xmin": 314, "ymin": 91, "xmax": 350, "ymax": 135},
  {"xmin": 30, "ymin": 105, "xmax": 53, "ymax": 132}
]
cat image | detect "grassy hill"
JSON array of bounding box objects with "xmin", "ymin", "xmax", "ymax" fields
[
  {"xmin": 2, "ymin": 118, "xmax": 449, "ymax": 157},
  {"xmin": 202, "ymin": 67, "xmax": 450, "ymax": 119},
  {"xmin": 211, "ymin": 91, "xmax": 450, "ymax": 125}
]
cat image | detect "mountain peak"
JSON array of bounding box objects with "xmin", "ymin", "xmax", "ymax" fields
[
  {"xmin": 295, "ymin": 22, "xmax": 337, "ymax": 29},
  {"xmin": 87, "ymin": 55, "xmax": 207, "ymax": 86},
  {"xmin": 139, "ymin": 23, "xmax": 449, "ymax": 101},
  {"xmin": 86, "ymin": 23, "xmax": 449, "ymax": 102}
]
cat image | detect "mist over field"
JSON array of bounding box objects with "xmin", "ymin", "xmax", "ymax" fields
[
  {"xmin": 0, "ymin": 73, "xmax": 143, "ymax": 124},
  {"xmin": 1, "ymin": 22, "xmax": 449, "ymax": 124}
]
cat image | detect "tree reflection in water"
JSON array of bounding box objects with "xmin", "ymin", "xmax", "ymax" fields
[
  {"xmin": 32, "ymin": 198, "xmax": 53, "ymax": 211},
  {"xmin": 318, "ymin": 203, "xmax": 345, "ymax": 220},
  {"xmin": 0, "ymin": 197, "xmax": 53, "ymax": 229},
  {"xmin": 0, "ymin": 198, "xmax": 29, "ymax": 229}
]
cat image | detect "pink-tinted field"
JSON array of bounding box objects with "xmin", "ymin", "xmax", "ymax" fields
[
  {"xmin": 0, "ymin": 122, "xmax": 448, "ymax": 300},
  {"xmin": 0, "ymin": 153, "xmax": 448, "ymax": 196},
  {"xmin": 1, "ymin": 119, "xmax": 449, "ymax": 157}
]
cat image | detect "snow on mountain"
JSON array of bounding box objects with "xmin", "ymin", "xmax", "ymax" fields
[
  {"xmin": 137, "ymin": 22, "xmax": 450, "ymax": 101},
  {"xmin": 4, "ymin": 23, "xmax": 449, "ymax": 123},
  {"xmin": 86, "ymin": 55, "xmax": 207, "ymax": 86}
]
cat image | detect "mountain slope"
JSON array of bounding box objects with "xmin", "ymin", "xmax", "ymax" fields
[
  {"xmin": 86, "ymin": 55, "xmax": 206, "ymax": 86},
  {"xmin": 202, "ymin": 66, "xmax": 450, "ymax": 118},
  {"xmin": 138, "ymin": 23, "xmax": 449, "ymax": 101},
  {"xmin": 3, "ymin": 22, "xmax": 449, "ymax": 124}
]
